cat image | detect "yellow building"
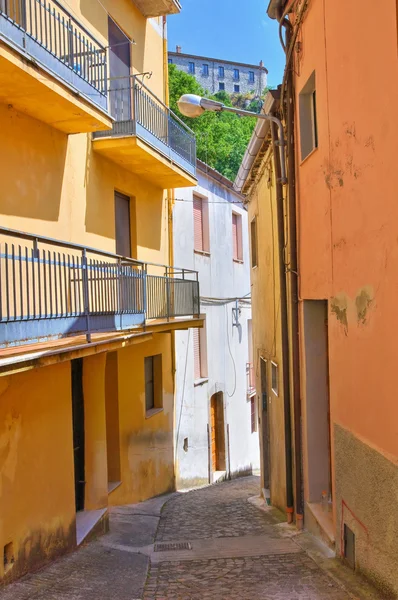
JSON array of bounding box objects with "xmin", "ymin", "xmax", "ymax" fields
[
  {"xmin": 235, "ymin": 91, "xmax": 298, "ymax": 519},
  {"xmin": 0, "ymin": 0, "xmax": 202, "ymax": 583}
]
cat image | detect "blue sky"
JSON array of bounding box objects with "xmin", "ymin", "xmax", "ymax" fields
[{"xmin": 167, "ymin": 0, "xmax": 285, "ymax": 88}]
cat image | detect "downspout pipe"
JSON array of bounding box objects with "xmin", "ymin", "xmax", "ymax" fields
[
  {"xmin": 270, "ymin": 121, "xmax": 294, "ymax": 521},
  {"xmin": 284, "ymin": 18, "xmax": 304, "ymax": 528}
]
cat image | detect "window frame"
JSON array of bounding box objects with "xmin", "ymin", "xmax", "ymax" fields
[
  {"xmin": 188, "ymin": 61, "xmax": 195, "ymax": 74},
  {"xmin": 299, "ymin": 71, "xmax": 318, "ymax": 161},
  {"xmin": 168, "ymin": 58, "xmax": 173, "ymax": 64},
  {"xmin": 249, "ymin": 70, "xmax": 255, "ymax": 83},
  {"xmin": 232, "ymin": 211, "xmax": 243, "ymax": 263},
  {"xmin": 193, "ymin": 326, "xmax": 208, "ymax": 383},
  {"xmin": 145, "ymin": 354, "xmax": 163, "ymax": 416},
  {"xmin": 193, "ymin": 194, "xmax": 210, "ymax": 254},
  {"xmin": 234, "ymin": 84, "xmax": 240, "ymax": 93},
  {"xmin": 202, "ymin": 63, "xmax": 209, "ymax": 76},
  {"xmin": 250, "ymin": 216, "xmax": 258, "ymax": 268},
  {"xmin": 218, "ymin": 66, "xmax": 225, "ymax": 78},
  {"xmin": 250, "ymin": 397, "xmax": 257, "ymax": 433},
  {"xmin": 218, "ymin": 82, "xmax": 225, "ymax": 91},
  {"xmin": 233, "ymin": 68, "xmax": 240, "ymax": 80},
  {"xmin": 271, "ymin": 361, "xmax": 279, "ymax": 397}
]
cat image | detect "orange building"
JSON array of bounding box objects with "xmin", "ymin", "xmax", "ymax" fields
[{"xmin": 237, "ymin": 0, "xmax": 398, "ymax": 594}]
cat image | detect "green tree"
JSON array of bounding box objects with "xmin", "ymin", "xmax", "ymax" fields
[{"xmin": 168, "ymin": 64, "xmax": 257, "ymax": 181}]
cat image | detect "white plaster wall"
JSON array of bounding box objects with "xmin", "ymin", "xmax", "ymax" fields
[{"xmin": 174, "ymin": 169, "xmax": 260, "ymax": 488}]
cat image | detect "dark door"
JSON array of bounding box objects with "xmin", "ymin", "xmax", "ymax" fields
[
  {"xmin": 71, "ymin": 359, "xmax": 85, "ymax": 512},
  {"xmin": 260, "ymin": 357, "xmax": 271, "ymax": 489},
  {"xmin": 115, "ymin": 192, "xmax": 131, "ymax": 257},
  {"xmin": 108, "ymin": 17, "xmax": 131, "ymax": 121}
]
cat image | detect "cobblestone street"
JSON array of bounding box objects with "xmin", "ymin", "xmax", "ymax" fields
[{"xmin": 0, "ymin": 477, "xmax": 381, "ymax": 600}]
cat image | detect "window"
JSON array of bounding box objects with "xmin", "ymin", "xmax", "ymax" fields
[
  {"xmin": 233, "ymin": 68, "xmax": 240, "ymax": 80},
  {"xmin": 234, "ymin": 84, "xmax": 240, "ymax": 93},
  {"xmin": 218, "ymin": 66, "xmax": 224, "ymax": 78},
  {"xmin": 271, "ymin": 362, "xmax": 279, "ymax": 396},
  {"xmin": 249, "ymin": 71, "xmax": 255, "ymax": 83},
  {"xmin": 251, "ymin": 217, "xmax": 258, "ymax": 268},
  {"xmin": 168, "ymin": 58, "xmax": 173, "ymax": 64},
  {"xmin": 193, "ymin": 327, "xmax": 207, "ymax": 381},
  {"xmin": 219, "ymin": 82, "xmax": 225, "ymax": 91},
  {"xmin": 193, "ymin": 195, "xmax": 209, "ymax": 253},
  {"xmin": 299, "ymin": 71, "xmax": 318, "ymax": 160},
  {"xmin": 250, "ymin": 397, "xmax": 257, "ymax": 433},
  {"xmin": 232, "ymin": 212, "xmax": 243, "ymax": 262},
  {"xmin": 145, "ymin": 355, "xmax": 163, "ymax": 413},
  {"xmin": 188, "ymin": 61, "xmax": 195, "ymax": 74},
  {"xmin": 203, "ymin": 64, "xmax": 209, "ymax": 76}
]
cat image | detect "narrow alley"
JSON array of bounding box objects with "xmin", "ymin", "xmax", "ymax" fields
[{"xmin": 0, "ymin": 477, "xmax": 381, "ymax": 600}]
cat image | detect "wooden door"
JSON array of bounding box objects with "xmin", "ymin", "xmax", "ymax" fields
[
  {"xmin": 108, "ymin": 17, "xmax": 131, "ymax": 121},
  {"xmin": 210, "ymin": 396, "xmax": 217, "ymax": 471},
  {"xmin": 115, "ymin": 192, "xmax": 131, "ymax": 257}
]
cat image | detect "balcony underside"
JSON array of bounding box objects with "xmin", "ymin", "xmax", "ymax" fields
[
  {"xmin": 0, "ymin": 316, "xmax": 205, "ymax": 376},
  {"xmin": 132, "ymin": 0, "xmax": 181, "ymax": 17},
  {"xmin": 93, "ymin": 133, "xmax": 197, "ymax": 188},
  {"xmin": 0, "ymin": 40, "xmax": 112, "ymax": 133}
]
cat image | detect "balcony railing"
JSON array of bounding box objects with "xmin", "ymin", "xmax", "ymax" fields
[
  {"xmin": 0, "ymin": 0, "xmax": 107, "ymax": 111},
  {"xmin": 0, "ymin": 227, "xmax": 200, "ymax": 348},
  {"xmin": 93, "ymin": 76, "xmax": 197, "ymax": 176},
  {"xmin": 247, "ymin": 362, "xmax": 256, "ymax": 397}
]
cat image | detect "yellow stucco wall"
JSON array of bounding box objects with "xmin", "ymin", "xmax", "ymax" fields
[
  {"xmin": 109, "ymin": 333, "xmax": 175, "ymax": 505},
  {"xmin": 0, "ymin": 363, "xmax": 76, "ymax": 582},
  {"xmin": 248, "ymin": 153, "xmax": 287, "ymax": 512}
]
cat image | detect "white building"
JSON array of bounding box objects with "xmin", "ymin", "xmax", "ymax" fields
[{"xmin": 173, "ymin": 160, "xmax": 260, "ymax": 489}]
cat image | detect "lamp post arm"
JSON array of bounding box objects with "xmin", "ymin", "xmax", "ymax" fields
[{"xmin": 221, "ymin": 105, "xmax": 287, "ymax": 184}]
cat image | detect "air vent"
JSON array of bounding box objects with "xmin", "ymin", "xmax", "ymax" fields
[
  {"xmin": 154, "ymin": 541, "xmax": 192, "ymax": 552},
  {"xmin": 343, "ymin": 524, "xmax": 355, "ymax": 570}
]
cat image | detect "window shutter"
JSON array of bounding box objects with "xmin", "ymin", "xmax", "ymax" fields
[
  {"xmin": 232, "ymin": 213, "xmax": 238, "ymax": 260},
  {"xmin": 251, "ymin": 397, "xmax": 256, "ymax": 433},
  {"xmin": 193, "ymin": 197, "xmax": 203, "ymax": 252},
  {"xmin": 193, "ymin": 328, "xmax": 201, "ymax": 379}
]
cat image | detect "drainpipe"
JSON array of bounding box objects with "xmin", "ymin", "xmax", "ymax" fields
[
  {"xmin": 270, "ymin": 121, "xmax": 294, "ymax": 522},
  {"xmin": 284, "ymin": 19, "xmax": 304, "ymax": 529}
]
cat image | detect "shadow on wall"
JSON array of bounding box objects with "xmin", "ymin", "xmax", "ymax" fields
[
  {"xmin": 84, "ymin": 139, "xmax": 163, "ymax": 253},
  {"xmin": 0, "ymin": 105, "xmax": 66, "ymax": 222},
  {"xmin": 79, "ymin": 0, "xmax": 147, "ymax": 75}
]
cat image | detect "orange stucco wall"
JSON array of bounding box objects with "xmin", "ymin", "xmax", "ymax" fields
[
  {"xmin": 0, "ymin": 363, "xmax": 76, "ymax": 582},
  {"xmin": 295, "ymin": 0, "xmax": 398, "ymax": 468}
]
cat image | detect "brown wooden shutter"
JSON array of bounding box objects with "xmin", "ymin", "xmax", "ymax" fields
[
  {"xmin": 193, "ymin": 328, "xmax": 201, "ymax": 379},
  {"xmin": 193, "ymin": 196, "xmax": 203, "ymax": 252},
  {"xmin": 232, "ymin": 213, "xmax": 238, "ymax": 260}
]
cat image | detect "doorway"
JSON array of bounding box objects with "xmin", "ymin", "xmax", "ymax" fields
[
  {"xmin": 114, "ymin": 192, "xmax": 131, "ymax": 257},
  {"xmin": 260, "ymin": 357, "xmax": 271, "ymax": 490},
  {"xmin": 303, "ymin": 301, "xmax": 332, "ymax": 506},
  {"xmin": 71, "ymin": 359, "xmax": 85, "ymax": 512},
  {"xmin": 108, "ymin": 17, "xmax": 131, "ymax": 121},
  {"xmin": 105, "ymin": 352, "xmax": 121, "ymax": 490},
  {"xmin": 210, "ymin": 392, "xmax": 226, "ymax": 472}
]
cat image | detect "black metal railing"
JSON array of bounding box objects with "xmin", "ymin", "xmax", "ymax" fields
[
  {"xmin": 0, "ymin": 0, "xmax": 107, "ymax": 96},
  {"xmin": 0, "ymin": 227, "xmax": 200, "ymax": 347},
  {"xmin": 93, "ymin": 76, "xmax": 196, "ymax": 170}
]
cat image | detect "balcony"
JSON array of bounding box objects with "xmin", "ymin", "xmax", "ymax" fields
[
  {"xmin": 247, "ymin": 362, "xmax": 256, "ymax": 397},
  {"xmin": 0, "ymin": 0, "xmax": 112, "ymax": 133},
  {"xmin": 0, "ymin": 227, "xmax": 200, "ymax": 349},
  {"xmin": 132, "ymin": 0, "xmax": 181, "ymax": 18},
  {"xmin": 93, "ymin": 76, "xmax": 197, "ymax": 188}
]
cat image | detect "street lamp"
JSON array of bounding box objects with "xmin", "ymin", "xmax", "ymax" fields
[{"xmin": 177, "ymin": 94, "xmax": 287, "ymax": 184}]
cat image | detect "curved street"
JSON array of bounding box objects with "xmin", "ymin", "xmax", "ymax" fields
[{"xmin": 0, "ymin": 477, "xmax": 380, "ymax": 600}]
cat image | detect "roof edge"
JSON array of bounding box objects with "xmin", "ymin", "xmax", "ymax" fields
[
  {"xmin": 234, "ymin": 90, "xmax": 280, "ymax": 194},
  {"xmin": 168, "ymin": 52, "xmax": 268, "ymax": 74},
  {"xmin": 197, "ymin": 160, "xmax": 245, "ymax": 201}
]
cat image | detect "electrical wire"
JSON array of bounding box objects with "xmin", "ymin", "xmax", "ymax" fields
[{"xmin": 225, "ymin": 304, "xmax": 237, "ymax": 398}]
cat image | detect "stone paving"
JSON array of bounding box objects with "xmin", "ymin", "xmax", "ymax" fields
[{"xmin": 0, "ymin": 476, "xmax": 381, "ymax": 599}]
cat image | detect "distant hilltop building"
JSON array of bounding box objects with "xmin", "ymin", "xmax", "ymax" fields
[{"xmin": 168, "ymin": 46, "xmax": 268, "ymax": 96}]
